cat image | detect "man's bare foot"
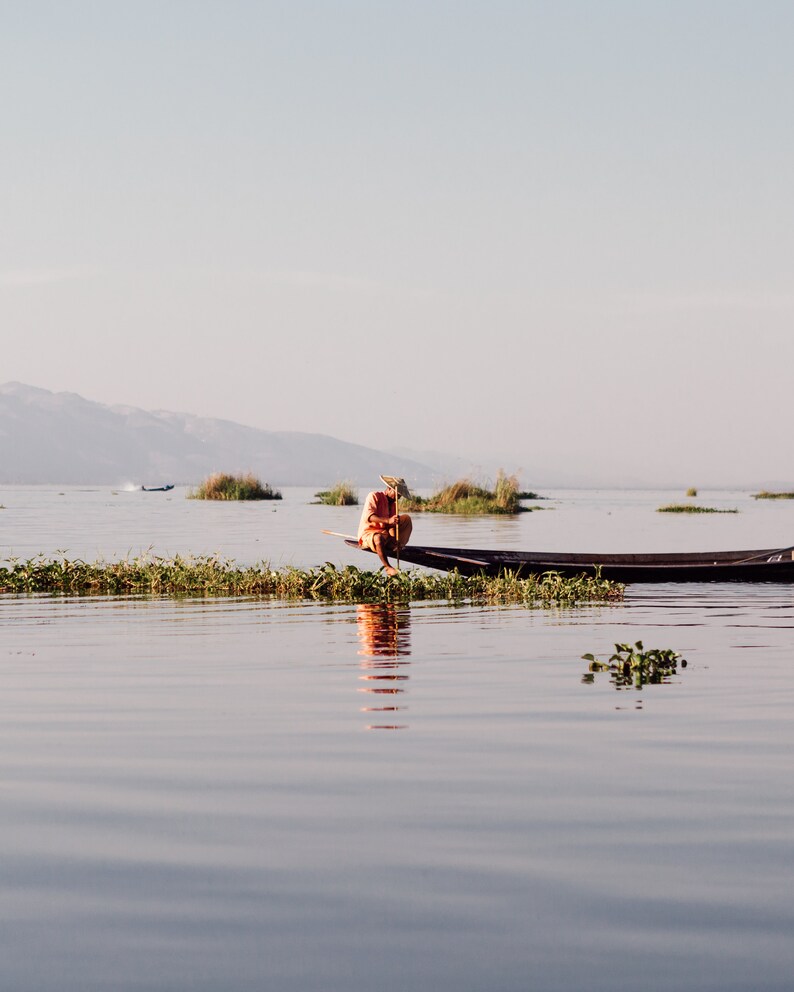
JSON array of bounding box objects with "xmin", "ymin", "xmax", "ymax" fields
[{"xmin": 384, "ymin": 565, "xmax": 398, "ymax": 577}]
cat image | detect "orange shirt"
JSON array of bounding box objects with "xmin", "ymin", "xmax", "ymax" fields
[{"xmin": 357, "ymin": 490, "xmax": 394, "ymax": 543}]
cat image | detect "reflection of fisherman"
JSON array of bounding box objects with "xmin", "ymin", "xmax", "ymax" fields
[
  {"xmin": 357, "ymin": 476, "xmax": 413, "ymax": 576},
  {"xmin": 356, "ymin": 602, "xmax": 411, "ymax": 658},
  {"xmin": 357, "ymin": 603, "xmax": 411, "ymax": 730}
]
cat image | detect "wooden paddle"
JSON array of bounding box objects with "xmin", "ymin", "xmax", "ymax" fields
[
  {"xmin": 732, "ymin": 544, "xmax": 794, "ymax": 565},
  {"xmin": 379, "ymin": 475, "xmax": 410, "ymax": 573},
  {"xmin": 395, "ymin": 489, "xmax": 400, "ymax": 570}
]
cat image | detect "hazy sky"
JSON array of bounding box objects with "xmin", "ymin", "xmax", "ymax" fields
[{"xmin": 3, "ymin": 1, "xmax": 793, "ymax": 486}]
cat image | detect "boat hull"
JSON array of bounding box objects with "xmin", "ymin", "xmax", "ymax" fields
[{"xmin": 345, "ymin": 541, "xmax": 794, "ymax": 583}]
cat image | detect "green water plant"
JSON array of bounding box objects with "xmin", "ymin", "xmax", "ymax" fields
[
  {"xmin": 188, "ymin": 473, "xmax": 282, "ymax": 501},
  {"xmin": 657, "ymin": 504, "xmax": 737, "ymax": 514},
  {"xmin": 313, "ymin": 481, "xmax": 358, "ymax": 505},
  {"xmin": 752, "ymin": 491, "xmax": 794, "ymax": 500},
  {"xmin": 401, "ymin": 470, "xmax": 527, "ymax": 515},
  {"xmin": 0, "ymin": 555, "xmax": 624, "ymax": 607},
  {"xmin": 582, "ymin": 641, "xmax": 686, "ymax": 689}
]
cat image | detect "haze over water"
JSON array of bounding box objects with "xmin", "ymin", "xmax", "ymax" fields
[{"xmin": 2, "ymin": 486, "xmax": 794, "ymax": 991}]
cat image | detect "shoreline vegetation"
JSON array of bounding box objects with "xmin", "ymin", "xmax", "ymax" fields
[
  {"xmin": 0, "ymin": 556, "xmax": 624, "ymax": 606},
  {"xmin": 188, "ymin": 473, "xmax": 282, "ymax": 501},
  {"xmin": 400, "ymin": 471, "xmax": 531, "ymax": 515},
  {"xmin": 657, "ymin": 504, "xmax": 738, "ymax": 514},
  {"xmin": 752, "ymin": 491, "xmax": 794, "ymax": 500},
  {"xmin": 313, "ymin": 481, "xmax": 358, "ymax": 505}
]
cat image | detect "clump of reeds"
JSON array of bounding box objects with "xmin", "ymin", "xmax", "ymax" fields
[
  {"xmin": 752, "ymin": 491, "xmax": 794, "ymax": 500},
  {"xmin": 657, "ymin": 504, "xmax": 738, "ymax": 514},
  {"xmin": 401, "ymin": 470, "xmax": 526, "ymax": 515},
  {"xmin": 0, "ymin": 555, "xmax": 624, "ymax": 607},
  {"xmin": 686, "ymin": 487, "xmax": 698, "ymax": 497},
  {"xmin": 313, "ymin": 481, "xmax": 358, "ymax": 505},
  {"xmin": 188, "ymin": 473, "xmax": 282, "ymax": 501}
]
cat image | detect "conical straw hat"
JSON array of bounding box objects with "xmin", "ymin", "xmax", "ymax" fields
[{"xmin": 380, "ymin": 475, "xmax": 410, "ymax": 499}]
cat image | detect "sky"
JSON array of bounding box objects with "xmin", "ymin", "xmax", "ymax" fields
[{"xmin": 3, "ymin": 0, "xmax": 793, "ymax": 487}]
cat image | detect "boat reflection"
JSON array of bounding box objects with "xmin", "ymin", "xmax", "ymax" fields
[{"xmin": 356, "ymin": 603, "xmax": 411, "ymax": 730}]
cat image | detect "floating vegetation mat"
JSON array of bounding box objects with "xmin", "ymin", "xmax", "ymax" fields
[
  {"xmin": 656, "ymin": 504, "xmax": 738, "ymax": 514},
  {"xmin": 188, "ymin": 473, "xmax": 282, "ymax": 500},
  {"xmin": 401, "ymin": 471, "xmax": 528, "ymax": 515},
  {"xmin": 313, "ymin": 481, "xmax": 358, "ymax": 505},
  {"xmin": 0, "ymin": 556, "xmax": 624, "ymax": 607},
  {"xmin": 752, "ymin": 491, "xmax": 794, "ymax": 500}
]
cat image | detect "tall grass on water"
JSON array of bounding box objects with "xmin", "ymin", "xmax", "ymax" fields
[
  {"xmin": 752, "ymin": 491, "xmax": 794, "ymax": 500},
  {"xmin": 313, "ymin": 481, "xmax": 358, "ymax": 505},
  {"xmin": 402, "ymin": 470, "xmax": 526, "ymax": 515},
  {"xmin": 188, "ymin": 473, "xmax": 282, "ymax": 501},
  {"xmin": 0, "ymin": 555, "xmax": 624, "ymax": 607}
]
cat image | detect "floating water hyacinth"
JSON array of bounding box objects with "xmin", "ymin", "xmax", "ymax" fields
[
  {"xmin": 0, "ymin": 555, "xmax": 624, "ymax": 607},
  {"xmin": 582, "ymin": 641, "xmax": 686, "ymax": 689}
]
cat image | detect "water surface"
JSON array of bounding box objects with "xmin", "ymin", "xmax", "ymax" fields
[{"xmin": 1, "ymin": 487, "xmax": 793, "ymax": 990}]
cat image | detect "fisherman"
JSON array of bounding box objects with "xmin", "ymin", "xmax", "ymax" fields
[{"xmin": 357, "ymin": 475, "xmax": 413, "ymax": 576}]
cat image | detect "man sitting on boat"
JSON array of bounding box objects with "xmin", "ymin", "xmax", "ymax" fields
[{"xmin": 357, "ymin": 476, "xmax": 413, "ymax": 576}]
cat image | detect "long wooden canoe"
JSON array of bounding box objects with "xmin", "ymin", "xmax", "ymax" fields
[{"xmin": 344, "ymin": 539, "xmax": 794, "ymax": 583}]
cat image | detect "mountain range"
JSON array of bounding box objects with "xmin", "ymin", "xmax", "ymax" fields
[{"xmin": 0, "ymin": 382, "xmax": 483, "ymax": 487}]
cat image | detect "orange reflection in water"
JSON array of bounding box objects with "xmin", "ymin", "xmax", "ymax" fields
[{"xmin": 356, "ymin": 602, "xmax": 411, "ymax": 730}]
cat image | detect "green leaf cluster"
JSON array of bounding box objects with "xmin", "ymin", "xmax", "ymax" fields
[{"xmin": 582, "ymin": 641, "xmax": 686, "ymax": 689}]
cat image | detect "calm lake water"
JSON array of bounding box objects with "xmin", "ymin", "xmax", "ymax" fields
[{"xmin": 2, "ymin": 486, "xmax": 794, "ymax": 991}]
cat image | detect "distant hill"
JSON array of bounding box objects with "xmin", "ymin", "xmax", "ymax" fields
[{"xmin": 0, "ymin": 382, "xmax": 439, "ymax": 487}]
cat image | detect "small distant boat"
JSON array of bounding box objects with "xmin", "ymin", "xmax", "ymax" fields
[
  {"xmin": 141, "ymin": 484, "xmax": 174, "ymax": 492},
  {"xmin": 341, "ymin": 539, "xmax": 794, "ymax": 583}
]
